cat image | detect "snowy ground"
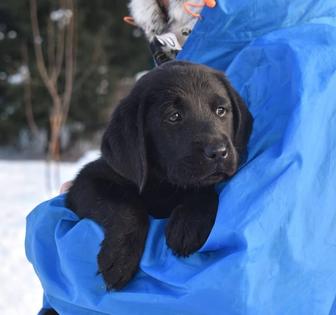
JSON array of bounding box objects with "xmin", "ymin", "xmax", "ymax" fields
[{"xmin": 0, "ymin": 151, "xmax": 100, "ymax": 315}]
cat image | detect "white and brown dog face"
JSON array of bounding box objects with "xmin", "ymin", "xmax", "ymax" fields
[{"xmin": 128, "ymin": 0, "xmax": 204, "ymax": 64}]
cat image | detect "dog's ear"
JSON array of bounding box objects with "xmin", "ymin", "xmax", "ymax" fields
[
  {"xmin": 228, "ymin": 82, "xmax": 254, "ymax": 156},
  {"xmin": 215, "ymin": 72, "xmax": 253, "ymax": 156},
  {"xmin": 101, "ymin": 94, "xmax": 147, "ymax": 193}
]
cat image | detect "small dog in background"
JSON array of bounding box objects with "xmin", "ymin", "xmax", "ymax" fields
[{"xmin": 128, "ymin": 0, "xmax": 216, "ymax": 64}]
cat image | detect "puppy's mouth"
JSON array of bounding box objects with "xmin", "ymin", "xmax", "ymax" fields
[
  {"xmin": 166, "ymin": 149, "xmax": 239, "ymax": 187},
  {"xmin": 206, "ymin": 171, "xmax": 227, "ymax": 181},
  {"xmin": 200, "ymin": 158, "xmax": 238, "ymax": 184},
  {"xmin": 201, "ymin": 169, "xmax": 233, "ymax": 185}
]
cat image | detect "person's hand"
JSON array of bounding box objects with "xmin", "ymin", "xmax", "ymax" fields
[{"xmin": 60, "ymin": 181, "xmax": 72, "ymax": 193}]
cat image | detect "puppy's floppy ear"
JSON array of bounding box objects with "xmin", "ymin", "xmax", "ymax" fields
[
  {"xmin": 215, "ymin": 72, "xmax": 253, "ymax": 156},
  {"xmin": 101, "ymin": 94, "xmax": 147, "ymax": 192}
]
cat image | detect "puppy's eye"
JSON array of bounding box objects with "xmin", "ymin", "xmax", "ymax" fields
[
  {"xmin": 168, "ymin": 112, "xmax": 182, "ymax": 123},
  {"xmin": 216, "ymin": 106, "xmax": 228, "ymax": 117}
]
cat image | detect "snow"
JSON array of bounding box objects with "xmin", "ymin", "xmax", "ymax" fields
[
  {"xmin": 0, "ymin": 150, "xmax": 100, "ymax": 315},
  {"xmin": 50, "ymin": 9, "xmax": 73, "ymax": 28},
  {"xmin": 7, "ymin": 65, "xmax": 29, "ymax": 85},
  {"xmin": 50, "ymin": 9, "xmax": 73, "ymax": 22}
]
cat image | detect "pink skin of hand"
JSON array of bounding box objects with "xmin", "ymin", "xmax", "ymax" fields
[{"xmin": 60, "ymin": 181, "xmax": 72, "ymax": 193}]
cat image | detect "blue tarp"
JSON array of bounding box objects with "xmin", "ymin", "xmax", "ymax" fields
[{"xmin": 25, "ymin": 1, "xmax": 336, "ymax": 314}]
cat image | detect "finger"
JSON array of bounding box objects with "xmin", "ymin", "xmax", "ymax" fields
[{"xmin": 60, "ymin": 181, "xmax": 73, "ymax": 193}]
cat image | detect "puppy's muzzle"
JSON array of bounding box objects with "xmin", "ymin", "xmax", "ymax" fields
[{"xmin": 202, "ymin": 140, "xmax": 238, "ymax": 177}]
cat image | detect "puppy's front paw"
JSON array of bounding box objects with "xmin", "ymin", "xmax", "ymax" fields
[
  {"xmin": 98, "ymin": 228, "xmax": 147, "ymax": 290},
  {"xmin": 165, "ymin": 205, "xmax": 213, "ymax": 257}
]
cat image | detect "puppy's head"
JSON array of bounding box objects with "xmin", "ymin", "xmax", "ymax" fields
[{"xmin": 102, "ymin": 61, "xmax": 253, "ymax": 191}]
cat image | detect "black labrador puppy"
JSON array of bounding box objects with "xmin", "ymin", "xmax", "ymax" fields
[{"xmin": 66, "ymin": 61, "xmax": 253, "ymax": 290}]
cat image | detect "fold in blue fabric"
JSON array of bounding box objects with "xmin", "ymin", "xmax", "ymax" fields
[{"xmin": 26, "ymin": 1, "xmax": 336, "ymax": 314}]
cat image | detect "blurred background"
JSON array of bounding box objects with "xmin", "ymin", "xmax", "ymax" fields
[{"xmin": 0, "ymin": 1, "xmax": 151, "ymax": 313}]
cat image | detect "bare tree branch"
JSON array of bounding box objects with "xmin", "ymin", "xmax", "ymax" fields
[
  {"xmin": 21, "ymin": 43, "xmax": 39, "ymax": 137},
  {"xmin": 30, "ymin": 0, "xmax": 76, "ymax": 162},
  {"xmin": 62, "ymin": 0, "xmax": 75, "ymax": 121},
  {"xmin": 53, "ymin": 22, "xmax": 65, "ymax": 81},
  {"xmin": 30, "ymin": 0, "xmax": 52, "ymax": 93},
  {"xmin": 47, "ymin": 19, "xmax": 55, "ymax": 77}
]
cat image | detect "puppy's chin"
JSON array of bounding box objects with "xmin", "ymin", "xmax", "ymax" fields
[{"xmin": 167, "ymin": 168, "xmax": 236, "ymax": 188}]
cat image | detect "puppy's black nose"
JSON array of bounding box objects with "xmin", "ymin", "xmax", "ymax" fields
[{"xmin": 204, "ymin": 145, "xmax": 229, "ymax": 160}]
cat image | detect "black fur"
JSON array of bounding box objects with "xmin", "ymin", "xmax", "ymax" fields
[{"xmin": 66, "ymin": 61, "xmax": 253, "ymax": 290}]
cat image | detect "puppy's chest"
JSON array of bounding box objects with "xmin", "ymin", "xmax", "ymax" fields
[{"xmin": 141, "ymin": 187, "xmax": 183, "ymax": 218}]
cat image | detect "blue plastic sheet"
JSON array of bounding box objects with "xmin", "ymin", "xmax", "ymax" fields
[{"xmin": 26, "ymin": 1, "xmax": 336, "ymax": 314}]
